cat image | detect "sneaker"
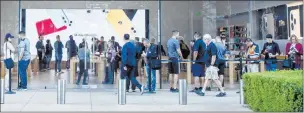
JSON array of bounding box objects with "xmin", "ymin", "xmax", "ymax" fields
[
  {"xmin": 170, "ymin": 87, "xmax": 174, "ymax": 92},
  {"xmin": 23, "ymin": 88, "xmax": 28, "ymax": 91},
  {"xmin": 126, "ymin": 90, "xmax": 129, "ymax": 92},
  {"xmin": 196, "ymin": 91, "xmax": 205, "ymax": 96},
  {"xmin": 199, "ymin": 87, "xmax": 203, "ymax": 91},
  {"xmin": 140, "ymin": 86, "xmax": 144, "ymax": 95},
  {"xmin": 189, "ymin": 88, "xmax": 198, "ymax": 92},
  {"xmin": 132, "ymin": 90, "xmax": 136, "ymax": 92},
  {"xmin": 236, "ymin": 91, "xmax": 240, "ymax": 93},
  {"xmin": 206, "ymin": 87, "xmax": 211, "ymax": 91},
  {"xmin": 76, "ymin": 82, "xmax": 80, "ymax": 85},
  {"xmin": 82, "ymin": 83, "xmax": 88, "ymax": 85},
  {"xmin": 60, "ymin": 71, "xmax": 64, "ymax": 74},
  {"xmin": 216, "ymin": 92, "xmax": 226, "ymax": 97},
  {"xmin": 171, "ymin": 88, "xmax": 179, "ymax": 93}
]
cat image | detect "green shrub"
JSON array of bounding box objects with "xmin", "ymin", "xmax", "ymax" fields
[{"xmin": 243, "ymin": 70, "xmax": 303, "ymax": 112}]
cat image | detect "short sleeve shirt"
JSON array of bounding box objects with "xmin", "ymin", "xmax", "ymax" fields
[
  {"xmin": 204, "ymin": 42, "xmax": 217, "ymax": 66},
  {"xmin": 18, "ymin": 38, "xmax": 31, "ymax": 61},
  {"xmin": 167, "ymin": 38, "xmax": 180, "ymax": 58},
  {"xmin": 193, "ymin": 39, "xmax": 206, "ymax": 62}
]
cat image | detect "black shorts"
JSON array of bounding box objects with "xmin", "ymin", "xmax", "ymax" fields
[
  {"xmin": 168, "ymin": 57, "xmax": 180, "ymax": 74},
  {"xmin": 217, "ymin": 62, "xmax": 225, "ymax": 75}
]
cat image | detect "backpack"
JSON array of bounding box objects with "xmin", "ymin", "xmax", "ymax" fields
[{"xmin": 196, "ymin": 39, "xmax": 205, "ymax": 61}]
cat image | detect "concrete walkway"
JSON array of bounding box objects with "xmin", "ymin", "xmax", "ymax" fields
[{"xmin": 1, "ymin": 89, "xmax": 251, "ymax": 112}]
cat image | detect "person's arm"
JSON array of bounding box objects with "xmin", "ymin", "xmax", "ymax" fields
[
  {"xmin": 8, "ymin": 42, "xmax": 15, "ymax": 53},
  {"xmin": 192, "ymin": 41, "xmax": 199, "ymax": 61},
  {"xmin": 251, "ymin": 45, "xmax": 260, "ymax": 59},
  {"xmin": 261, "ymin": 43, "xmax": 267, "ymax": 55},
  {"xmin": 18, "ymin": 42, "xmax": 25, "ymax": 60},
  {"xmin": 175, "ymin": 40, "xmax": 183, "ymax": 59},
  {"xmin": 274, "ymin": 43, "xmax": 280, "ymax": 57},
  {"xmin": 210, "ymin": 44, "xmax": 217, "ymax": 66},
  {"xmin": 296, "ymin": 43, "xmax": 303, "ymax": 55},
  {"xmin": 285, "ymin": 43, "xmax": 290, "ymax": 55}
]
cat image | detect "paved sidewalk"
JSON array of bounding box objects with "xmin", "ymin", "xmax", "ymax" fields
[{"xmin": 1, "ymin": 89, "xmax": 251, "ymax": 112}]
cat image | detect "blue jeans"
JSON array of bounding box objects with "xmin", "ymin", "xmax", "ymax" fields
[
  {"xmin": 55, "ymin": 54, "xmax": 62, "ymax": 72},
  {"xmin": 18, "ymin": 60, "xmax": 30, "ymax": 89},
  {"xmin": 266, "ymin": 63, "xmax": 277, "ymax": 71},
  {"xmin": 45, "ymin": 55, "xmax": 52, "ymax": 68},
  {"xmin": 121, "ymin": 66, "xmax": 142, "ymax": 89},
  {"xmin": 105, "ymin": 61, "xmax": 114, "ymax": 84},
  {"xmin": 145, "ymin": 65, "xmax": 156, "ymax": 91},
  {"xmin": 76, "ymin": 60, "xmax": 88, "ymax": 84}
]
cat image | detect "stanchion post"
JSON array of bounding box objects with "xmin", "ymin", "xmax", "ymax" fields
[
  {"xmin": 1, "ymin": 79, "xmax": 5, "ymax": 104},
  {"xmin": 179, "ymin": 79, "xmax": 187, "ymax": 105},
  {"xmin": 57, "ymin": 79, "xmax": 66, "ymax": 104},
  {"xmin": 6, "ymin": 69, "xmax": 16, "ymax": 94},
  {"xmin": 118, "ymin": 78, "xmax": 126, "ymax": 105}
]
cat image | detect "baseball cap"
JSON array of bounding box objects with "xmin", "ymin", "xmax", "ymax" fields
[
  {"xmin": 5, "ymin": 33, "xmax": 14, "ymax": 39},
  {"xmin": 266, "ymin": 34, "xmax": 272, "ymax": 39}
]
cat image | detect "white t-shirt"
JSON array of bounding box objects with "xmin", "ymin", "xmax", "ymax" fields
[{"xmin": 3, "ymin": 42, "xmax": 15, "ymax": 60}]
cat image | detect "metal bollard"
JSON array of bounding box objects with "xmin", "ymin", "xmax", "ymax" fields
[
  {"xmin": 240, "ymin": 79, "xmax": 246, "ymax": 105},
  {"xmin": 57, "ymin": 79, "xmax": 66, "ymax": 104},
  {"xmin": 179, "ymin": 79, "xmax": 187, "ymax": 105},
  {"xmin": 118, "ymin": 79, "xmax": 126, "ymax": 105},
  {"xmin": 1, "ymin": 79, "xmax": 5, "ymax": 104}
]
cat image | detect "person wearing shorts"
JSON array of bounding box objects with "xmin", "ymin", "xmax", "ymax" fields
[
  {"xmin": 167, "ymin": 30, "xmax": 184, "ymax": 93},
  {"xmin": 190, "ymin": 32, "xmax": 206, "ymax": 93},
  {"xmin": 196, "ymin": 34, "xmax": 226, "ymax": 97}
]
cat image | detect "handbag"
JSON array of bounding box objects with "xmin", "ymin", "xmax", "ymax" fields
[
  {"xmin": 4, "ymin": 43, "xmax": 14, "ymax": 69},
  {"xmin": 282, "ymin": 57, "xmax": 291, "ymax": 68},
  {"xmin": 151, "ymin": 58, "xmax": 161, "ymax": 70}
]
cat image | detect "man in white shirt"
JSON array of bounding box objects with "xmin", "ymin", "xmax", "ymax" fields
[{"xmin": 3, "ymin": 33, "xmax": 16, "ymax": 91}]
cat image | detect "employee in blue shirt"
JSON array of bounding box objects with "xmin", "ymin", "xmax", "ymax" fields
[
  {"xmin": 17, "ymin": 31, "xmax": 31, "ymax": 90},
  {"xmin": 76, "ymin": 42, "xmax": 90, "ymax": 85},
  {"xmin": 54, "ymin": 35, "xmax": 64, "ymax": 74},
  {"xmin": 121, "ymin": 34, "xmax": 144, "ymax": 94}
]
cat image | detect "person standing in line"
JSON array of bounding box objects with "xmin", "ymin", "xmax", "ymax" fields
[
  {"xmin": 196, "ymin": 34, "xmax": 226, "ymax": 97},
  {"xmin": 167, "ymin": 30, "xmax": 184, "ymax": 92},
  {"xmin": 285, "ymin": 34, "xmax": 303, "ymax": 70},
  {"xmin": 110, "ymin": 36, "xmax": 122, "ymax": 74},
  {"xmin": 17, "ymin": 31, "xmax": 31, "ymax": 91},
  {"xmin": 190, "ymin": 32, "xmax": 206, "ymax": 93},
  {"xmin": 261, "ymin": 34, "xmax": 280, "ymax": 71},
  {"xmin": 121, "ymin": 34, "xmax": 144, "ymax": 94},
  {"xmin": 3, "ymin": 33, "xmax": 16, "ymax": 91},
  {"xmin": 245, "ymin": 38, "xmax": 260, "ymax": 72},
  {"xmin": 214, "ymin": 36, "xmax": 229, "ymax": 89},
  {"xmin": 76, "ymin": 42, "xmax": 90, "ymax": 85},
  {"xmin": 36, "ymin": 35, "xmax": 46, "ymax": 72},
  {"xmin": 142, "ymin": 38, "xmax": 157, "ymax": 92},
  {"xmin": 45, "ymin": 39, "xmax": 53, "ymax": 70},
  {"xmin": 103, "ymin": 41, "xmax": 116, "ymax": 84},
  {"xmin": 98, "ymin": 36, "xmax": 107, "ymax": 56},
  {"xmin": 54, "ymin": 35, "xmax": 64, "ymax": 74},
  {"xmin": 66, "ymin": 35, "xmax": 78, "ymax": 69}
]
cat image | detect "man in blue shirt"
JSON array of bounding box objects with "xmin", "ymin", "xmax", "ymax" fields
[
  {"xmin": 121, "ymin": 34, "xmax": 144, "ymax": 94},
  {"xmin": 196, "ymin": 34, "xmax": 226, "ymax": 97},
  {"xmin": 214, "ymin": 36, "xmax": 229, "ymax": 89},
  {"xmin": 190, "ymin": 32, "xmax": 206, "ymax": 93},
  {"xmin": 261, "ymin": 34, "xmax": 280, "ymax": 71},
  {"xmin": 76, "ymin": 42, "xmax": 90, "ymax": 85},
  {"xmin": 54, "ymin": 35, "xmax": 64, "ymax": 74},
  {"xmin": 17, "ymin": 31, "xmax": 31, "ymax": 90},
  {"xmin": 36, "ymin": 35, "xmax": 46, "ymax": 72},
  {"xmin": 167, "ymin": 30, "xmax": 183, "ymax": 92}
]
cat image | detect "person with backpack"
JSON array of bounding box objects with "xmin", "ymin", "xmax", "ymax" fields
[
  {"xmin": 45, "ymin": 39, "xmax": 53, "ymax": 70},
  {"xmin": 142, "ymin": 38, "xmax": 158, "ymax": 92},
  {"xmin": 178, "ymin": 36, "xmax": 190, "ymax": 71}
]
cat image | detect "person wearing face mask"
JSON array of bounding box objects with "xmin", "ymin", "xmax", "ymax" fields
[
  {"xmin": 54, "ymin": 35, "xmax": 64, "ymax": 74},
  {"xmin": 285, "ymin": 34, "xmax": 303, "ymax": 70},
  {"xmin": 3, "ymin": 33, "xmax": 16, "ymax": 91},
  {"xmin": 261, "ymin": 34, "xmax": 280, "ymax": 71},
  {"xmin": 245, "ymin": 38, "xmax": 260, "ymax": 73},
  {"xmin": 45, "ymin": 39, "xmax": 53, "ymax": 70},
  {"xmin": 36, "ymin": 35, "xmax": 46, "ymax": 72},
  {"xmin": 17, "ymin": 31, "xmax": 31, "ymax": 91},
  {"xmin": 190, "ymin": 32, "xmax": 206, "ymax": 93}
]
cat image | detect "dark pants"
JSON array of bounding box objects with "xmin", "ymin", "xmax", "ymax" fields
[
  {"xmin": 76, "ymin": 60, "xmax": 88, "ymax": 84},
  {"xmin": 45, "ymin": 55, "xmax": 52, "ymax": 69},
  {"xmin": 104, "ymin": 61, "xmax": 114, "ymax": 84},
  {"xmin": 18, "ymin": 60, "xmax": 30, "ymax": 89},
  {"xmin": 38, "ymin": 52, "xmax": 45, "ymax": 71},
  {"xmin": 121, "ymin": 65, "xmax": 142, "ymax": 90},
  {"xmin": 55, "ymin": 54, "xmax": 62, "ymax": 73},
  {"xmin": 126, "ymin": 59, "xmax": 139, "ymax": 90}
]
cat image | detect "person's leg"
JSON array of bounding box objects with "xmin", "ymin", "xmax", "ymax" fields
[
  {"xmin": 108, "ymin": 62, "xmax": 115, "ymax": 84},
  {"xmin": 126, "ymin": 76, "xmax": 131, "ymax": 91},
  {"xmin": 76, "ymin": 60, "xmax": 84, "ymax": 85},
  {"xmin": 253, "ymin": 64, "xmax": 259, "ymax": 73},
  {"xmin": 295, "ymin": 63, "xmax": 301, "ymax": 70},
  {"xmin": 55, "ymin": 56, "xmax": 58, "ymax": 73},
  {"xmin": 5, "ymin": 68, "xmax": 9, "ymax": 90},
  {"xmin": 213, "ymin": 79, "xmax": 226, "ymax": 97},
  {"xmin": 20, "ymin": 60, "xmax": 30, "ymax": 89},
  {"xmin": 145, "ymin": 65, "xmax": 151, "ymax": 90},
  {"xmin": 173, "ymin": 58, "xmax": 180, "ymax": 90},
  {"xmin": 197, "ymin": 79, "xmax": 210, "ymax": 96},
  {"xmin": 58, "ymin": 56, "xmax": 62, "ymax": 73},
  {"xmin": 83, "ymin": 68, "xmax": 88, "ymax": 84},
  {"xmin": 266, "ymin": 63, "xmax": 271, "ymax": 71},
  {"xmin": 199, "ymin": 77, "xmax": 205, "ymax": 91},
  {"xmin": 151, "ymin": 69, "xmax": 156, "ymax": 91},
  {"xmin": 190, "ymin": 77, "xmax": 200, "ymax": 92},
  {"xmin": 38, "ymin": 53, "xmax": 43, "ymax": 71},
  {"xmin": 271, "ymin": 64, "xmax": 277, "ymax": 71}
]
